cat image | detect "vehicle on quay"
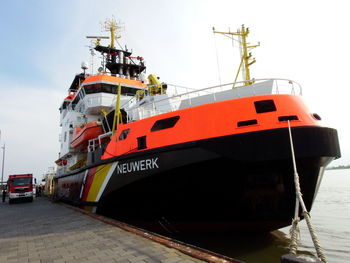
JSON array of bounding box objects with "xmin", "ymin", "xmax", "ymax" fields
[
  {"xmin": 53, "ymin": 18, "xmax": 340, "ymax": 233},
  {"xmin": 42, "ymin": 167, "xmax": 56, "ymax": 197},
  {"xmin": 7, "ymin": 174, "xmax": 34, "ymax": 204}
]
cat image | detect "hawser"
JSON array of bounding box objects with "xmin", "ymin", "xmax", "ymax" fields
[{"xmin": 54, "ymin": 19, "xmax": 340, "ymax": 233}]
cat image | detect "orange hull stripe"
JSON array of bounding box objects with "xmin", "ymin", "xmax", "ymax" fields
[{"xmin": 103, "ymin": 94, "xmax": 319, "ymax": 159}]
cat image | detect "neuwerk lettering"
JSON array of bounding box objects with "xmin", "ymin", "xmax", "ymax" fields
[{"xmin": 117, "ymin": 158, "xmax": 159, "ymax": 174}]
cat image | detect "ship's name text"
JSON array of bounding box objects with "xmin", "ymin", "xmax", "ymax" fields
[{"xmin": 117, "ymin": 158, "xmax": 159, "ymax": 174}]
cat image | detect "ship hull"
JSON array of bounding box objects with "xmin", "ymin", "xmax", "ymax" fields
[{"xmin": 55, "ymin": 125, "xmax": 340, "ymax": 233}]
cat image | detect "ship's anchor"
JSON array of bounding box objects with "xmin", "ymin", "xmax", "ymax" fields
[{"xmin": 281, "ymin": 121, "xmax": 327, "ymax": 263}]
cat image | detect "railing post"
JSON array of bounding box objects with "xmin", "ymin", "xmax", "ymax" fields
[{"xmin": 291, "ymin": 82, "xmax": 295, "ymax": 95}]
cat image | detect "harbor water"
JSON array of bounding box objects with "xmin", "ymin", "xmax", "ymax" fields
[
  {"xmin": 171, "ymin": 169, "xmax": 350, "ymax": 263},
  {"xmin": 287, "ymin": 168, "xmax": 350, "ymax": 263}
]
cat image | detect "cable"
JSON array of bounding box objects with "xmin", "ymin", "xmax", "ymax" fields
[{"xmin": 213, "ymin": 32, "xmax": 222, "ymax": 86}]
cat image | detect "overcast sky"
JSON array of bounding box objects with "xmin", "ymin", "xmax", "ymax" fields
[{"xmin": 0, "ymin": 0, "xmax": 349, "ymax": 181}]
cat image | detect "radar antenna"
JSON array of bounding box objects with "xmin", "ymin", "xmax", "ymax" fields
[{"xmin": 86, "ymin": 35, "xmax": 109, "ymax": 46}]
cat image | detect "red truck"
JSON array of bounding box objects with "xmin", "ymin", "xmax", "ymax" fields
[{"xmin": 7, "ymin": 174, "xmax": 34, "ymax": 204}]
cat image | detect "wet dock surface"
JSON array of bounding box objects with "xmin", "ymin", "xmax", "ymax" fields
[{"xmin": 0, "ymin": 197, "xmax": 208, "ymax": 263}]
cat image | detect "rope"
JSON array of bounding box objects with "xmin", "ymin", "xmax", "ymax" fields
[
  {"xmin": 289, "ymin": 217, "xmax": 300, "ymax": 255},
  {"xmin": 303, "ymin": 211, "xmax": 327, "ymax": 263},
  {"xmin": 287, "ymin": 121, "xmax": 327, "ymax": 263}
]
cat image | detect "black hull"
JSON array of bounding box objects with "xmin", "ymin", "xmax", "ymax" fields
[
  {"xmin": 92, "ymin": 126, "xmax": 340, "ymax": 233},
  {"xmin": 55, "ymin": 126, "xmax": 340, "ymax": 233}
]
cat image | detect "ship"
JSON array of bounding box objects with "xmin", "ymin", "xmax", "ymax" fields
[{"xmin": 53, "ymin": 19, "xmax": 341, "ymax": 233}]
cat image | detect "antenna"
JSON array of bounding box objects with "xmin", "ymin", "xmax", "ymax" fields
[
  {"xmin": 86, "ymin": 36, "xmax": 109, "ymax": 75},
  {"xmin": 86, "ymin": 36, "xmax": 109, "ymax": 39},
  {"xmin": 213, "ymin": 25, "xmax": 260, "ymax": 88},
  {"xmin": 100, "ymin": 17, "xmax": 124, "ymax": 49},
  {"xmin": 86, "ymin": 35, "xmax": 109, "ymax": 46}
]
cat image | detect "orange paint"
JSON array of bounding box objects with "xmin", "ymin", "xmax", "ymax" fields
[
  {"xmin": 83, "ymin": 75, "xmax": 146, "ymax": 87},
  {"xmin": 70, "ymin": 121, "xmax": 104, "ymax": 149},
  {"xmin": 102, "ymin": 94, "xmax": 319, "ymax": 159}
]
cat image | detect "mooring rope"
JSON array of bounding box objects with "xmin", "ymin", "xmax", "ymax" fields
[
  {"xmin": 289, "ymin": 217, "xmax": 300, "ymax": 255},
  {"xmin": 287, "ymin": 120, "xmax": 327, "ymax": 263}
]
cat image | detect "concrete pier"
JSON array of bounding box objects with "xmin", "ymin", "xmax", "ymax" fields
[{"xmin": 0, "ymin": 197, "xmax": 208, "ymax": 263}]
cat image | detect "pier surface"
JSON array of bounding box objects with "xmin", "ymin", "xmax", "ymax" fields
[{"xmin": 0, "ymin": 197, "xmax": 206, "ymax": 263}]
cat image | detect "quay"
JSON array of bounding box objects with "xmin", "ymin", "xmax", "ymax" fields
[{"xmin": 0, "ymin": 197, "xmax": 240, "ymax": 263}]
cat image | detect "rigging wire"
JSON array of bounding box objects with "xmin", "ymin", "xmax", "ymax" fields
[{"xmin": 213, "ymin": 31, "xmax": 222, "ymax": 87}]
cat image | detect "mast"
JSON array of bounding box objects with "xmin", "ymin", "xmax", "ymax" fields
[
  {"xmin": 102, "ymin": 17, "xmax": 123, "ymax": 49},
  {"xmin": 87, "ymin": 18, "xmax": 146, "ymax": 78},
  {"xmin": 213, "ymin": 25, "xmax": 259, "ymax": 87}
]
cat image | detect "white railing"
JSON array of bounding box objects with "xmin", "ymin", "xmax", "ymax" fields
[
  {"xmin": 125, "ymin": 78, "xmax": 302, "ymax": 121},
  {"xmin": 165, "ymin": 78, "xmax": 302, "ymax": 101}
]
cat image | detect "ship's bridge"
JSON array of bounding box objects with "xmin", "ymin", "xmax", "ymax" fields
[{"xmin": 72, "ymin": 75, "xmax": 146, "ymax": 115}]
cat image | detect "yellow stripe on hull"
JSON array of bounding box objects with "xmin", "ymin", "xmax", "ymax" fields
[{"xmin": 86, "ymin": 163, "xmax": 113, "ymax": 202}]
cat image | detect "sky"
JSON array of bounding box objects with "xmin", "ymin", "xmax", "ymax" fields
[{"xmin": 0, "ymin": 0, "xmax": 349, "ymax": 181}]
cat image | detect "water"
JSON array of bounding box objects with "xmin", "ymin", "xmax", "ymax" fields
[
  {"xmin": 173, "ymin": 169, "xmax": 350, "ymax": 263},
  {"xmin": 285, "ymin": 169, "xmax": 350, "ymax": 263}
]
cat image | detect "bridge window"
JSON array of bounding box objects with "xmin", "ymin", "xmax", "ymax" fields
[
  {"xmin": 83, "ymin": 83, "xmax": 144, "ymax": 96},
  {"xmin": 84, "ymin": 83, "xmax": 116, "ymax": 94}
]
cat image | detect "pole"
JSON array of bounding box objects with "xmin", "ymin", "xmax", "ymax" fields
[
  {"xmin": 111, "ymin": 83, "xmax": 122, "ymax": 140},
  {"xmin": 1, "ymin": 144, "xmax": 5, "ymax": 189},
  {"xmin": 0, "ymin": 129, "xmax": 1, "ymax": 186}
]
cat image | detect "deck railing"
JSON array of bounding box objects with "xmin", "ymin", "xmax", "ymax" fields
[
  {"xmin": 165, "ymin": 78, "xmax": 301, "ymax": 102},
  {"xmin": 123, "ymin": 78, "xmax": 302, "ymax": 121}
]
